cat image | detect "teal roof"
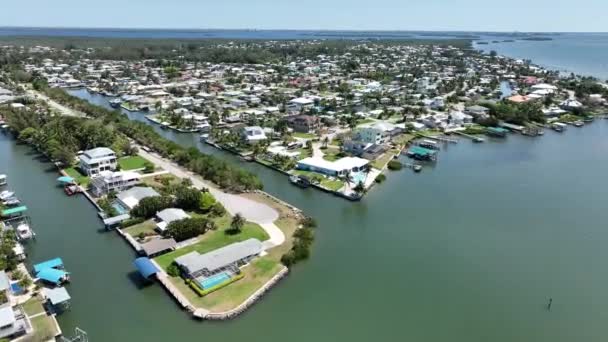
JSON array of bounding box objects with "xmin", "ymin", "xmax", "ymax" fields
[
  {"xmin": 408, "ymin": 146, "xmax": 436, "ymax": 156},
  {"xmin": 34, "ymin": 258, "xmax": 64, "ymax": 273},
  {"xmin": 487, "ymin": 127, "xmax": 508, "ymax": 133},
  {"xmin": 1, "ymin": 206, "xmax": 27, "ymax": 216},
  {"xmin": 36, "ymin": 268, "xmax": 68, "ymax": 285}
]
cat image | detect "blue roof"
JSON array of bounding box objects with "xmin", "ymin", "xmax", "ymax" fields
[
  {"xmin": 408, "ymin": 146, "xmax": 436, "ymax": 156},
  {"xmin": 57, "ymin": 176, "xmax": 75, "ymax": 183},
  {"xmin": 36, "ymin": 268, "xmax": 68, "ymax": 285},
  {"xmin": 33, "ymin": 258, "xmax": 64, "ymax": 273},
  {"xmin": 134, "ymin": 257, "xmax": 159, "ymax": 279}
]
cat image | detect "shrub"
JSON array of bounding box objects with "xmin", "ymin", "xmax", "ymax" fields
[
  {"xmin": 375, "ymin": 174, "xmax": 387, "ymax": 183},
  {"xmin": 120, "ymin": 217, "xmax": 145, "ymax": 228},
  {"xmin": 143, "ymin": 162, "xmax": 155, "ymax": 173},
  {"xmin": 387, "ymin": 160, "xmax": 403, "ymax": 171},
  {"xmin": 167, "ymin": 264, "xmax": 180, "ymax": 277},
  {"xmin": 300, "ymin": 216, "xmax": 317, "ymax": 229},
  {"xmin": 210, "ymin": 202, "xmax": 226, "ymax": 217},
  {"xmin": 199, "ymin": 192, "xmax": 216, "ymax": 212}
]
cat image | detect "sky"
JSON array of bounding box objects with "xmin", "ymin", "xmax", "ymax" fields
[{"xmin": 1, "ymin": 0, "xmax": 606, "ymax": 32}]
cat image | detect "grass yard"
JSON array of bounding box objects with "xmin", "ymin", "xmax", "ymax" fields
[
  {"xmin": 22, "ymin": 296, "xmax": 45, "ymax": 316},
  {"xmin": 292, "ymin": 132, "xmax": 317, "ymax": 139},
  {"xmin": 154, "ymin": 221, "xmax": 269, "ymax": 271},
  {"xmin": 392, "ymin": 133, "xmax": 415, "ymax": 145},
  {"xmin": 124, "ymin": 220, "xmax": 157, "ymax": 237},
  {"xmin": 25, "ymin": 315, "xmax": 59, "ymax": 342},
  {"xmin": 63, "ymin": 167, "xmax": 90, "ymax": 188},
  {"xmin": 168, "ymin": 257, "xmax": 284, "ymax": 312},
  {"xmin": 320, "ymin": 178, "xmax": 345, "ymax": 191},
  {"xmin": 371, "ymin": 152, "xmax": 395, "ymax": 170},
  {"xmin": 118, "ymin": 155, "xmax": 150, "ymax": 170},
  {"xmin": 357, "ymin": 118, "xmax": 376, "ymax": 126}
]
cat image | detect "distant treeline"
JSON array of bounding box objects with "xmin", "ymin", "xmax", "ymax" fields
[{"xmin": 0, "ymin": 36, "xmax": 472, "ymax": 63}]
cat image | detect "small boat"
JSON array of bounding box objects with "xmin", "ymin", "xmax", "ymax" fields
[
  {"xmin": 109, "ymin": 98, "xmax": 122, "ymax": 108},
  {"xmin": 0, "ymin": 174, "xmax": 6, "ymax": 186},
  {"xmin": 3, "ymin": 197, "xmax": 21, "ymax": 207},
  {"xmin": 418, "ymin": 139, "xmax": 440, "ymax": 150},
  {"xmin": 16, "ymin": 223, "xmax": 34, "ymax": 240},
  {"xmin": 573, "ymin": 121, "xmax": 584, "ymax": 127},
  {"xmin": 473, "ymin": 137, "xmax": 485, "ymax": 143},
  {"xmin": 289, "ymin": 175, "xmax": 311, "ymax": 188},
  {"xmin": 64, "ymin": 185, "xmax": 81, "ymax": 196},
  {"xmin": 551, "ymin": 122, "xmax": 567, "ymax": 132},
  {"xmin": 413, "ymin": 165, "xmax": 422, "ymax": 173},
  {"xmin": 583, "ymin": 116, "xmax": 594, "ymax": 123},
  {"xmin": 160, "ymin": 122, "xmax": 170, "ymax": 130},
  {"xmin": 199, "ymin": 134, "xmax": 209, "ymax": 141},
  {"xmin": 0, "ymin": 190, "xmax": 15, "ymax": 200}
]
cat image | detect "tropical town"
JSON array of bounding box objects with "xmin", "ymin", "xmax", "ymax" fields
[{"xmin": 0, "ymin": 36, "xmax": 607, "ymax": 340}]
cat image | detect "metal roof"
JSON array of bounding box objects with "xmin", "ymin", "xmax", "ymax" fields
[
  {"xmin": 33, "ymin": 258, "xmax": 64, "ymax": 273},
  {"xmin": 175, "ymin": 238, "xmax": 262, "ymax": 275},
  {"xmin": 36, "ymin": 268, "xmax": 68, "ymax": 285},
  {"xmin": 156, "ymin": 208, "xmax": 189, "ymax": 224},
  {"xmin": 140, "ymin": 238, "xmax": 176, "ymax": 257},
  {"xmin": 43, "ymin": 287, "xmax": 71, "ymax": 305},
  {"xmin": 133, "ymin": 257, "xmax": 160, "ymax": 279},
  {"xmin": 1, "ymin": 206, "xmax": 27, "ymax": 217},
  {"xmin": 0, "ymin": 306, "xmax": 15, "ymax": 327}
]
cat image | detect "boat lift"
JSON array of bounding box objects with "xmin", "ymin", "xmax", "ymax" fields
[{"xmin": 61, "ymin": 328, "xmax": 89, "ymax": 342}]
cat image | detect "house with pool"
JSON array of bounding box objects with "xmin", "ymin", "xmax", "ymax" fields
[
  {"xmin": 174, "ymin": 238, "xmax": 263, "ymax": 291},
  {"xmin": 296, "ymin": 156, "xmax": 370, "ymax": 178}
]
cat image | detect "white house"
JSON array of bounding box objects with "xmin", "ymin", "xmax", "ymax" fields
[
  {"xmin": 155, "ymin": 208, "xmax": 190, "ymax": 232},
  {"xmin": 357, "ymin": 122, "xmax": 395, "ymax": 145},
  {"xmin": 79, "ymin": 147, "xmax": 117, "ymax": 176},
  {"xmin": 449, "ymin": 111, "xmax": 473, "ymax": 125},
  {"xmin": 241, "ymin": 126, "xmax": 267, "ymax": 144},
  {"xmin": 560, "ymin": 99, "xmax": 583, "ymax": 110},
  {"xmin": 90, "ymin": 171, "xmax": 140, "ymax": 197},
  {"xmin": 296, "ymin": 156, "xmax": 369, "ymax": 178},
  {"xmin": 287, "ymin": 97, "xmax": 315, "ymax": 113},
  {"xmin": 116, "ymin": 187, "xmax": 160, "ymax": 211}
]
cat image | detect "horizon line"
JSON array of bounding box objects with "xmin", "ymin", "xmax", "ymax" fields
[{"xmin": 0, "ymin": 26, "xmax": 607, "ymax": 34}]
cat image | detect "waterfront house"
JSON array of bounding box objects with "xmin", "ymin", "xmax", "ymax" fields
[
  {"xmin": 116, "ymin": 187, "xmax": 160, "ymax": 211},
  {"xmin": 174, "ymin": 238, "xmax": 263, "ymax": 279},
  {"xmin": 560, "ymin": 99, "xmax": 583, "ymax": 110},
  {"xmin": 79, "ymin": 147, "xmax": 117, "ymax": 176},
  {"xmin": 140, "ymin": 238, "xmax": 177, "ymax": 257},
  {"xmin": 342, "ymin": 139, "xmax": 372, "ymax": 156},
  {"xmin": 465, "ymin": 105, "xmax": 490, "ymax": 120},
  {"xmin": 356, "ymin": 122, "xmax": 395, "ymax": 145},
  {"xmin": 286, "ymin": 115, "xmax": 321, "ymax": 133},
  {"xmin": 90, "ymin": 170, "xmax": 140, "ymax": 197},
  {"xmin": 241, "ymin": 126, "xmax": 267, "ymax": 145},
  {"xmin": 155, "ymin": 208, "xmax": 190, "ymax": 233},
  {"xmin": 0, "ymin": 306, "xmax": 27, "ymax": 340},
  {"xmin": 296, "ymin": 156, "xmax": 369, "ymax": 178}
]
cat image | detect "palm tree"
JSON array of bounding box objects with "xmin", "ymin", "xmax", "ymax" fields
[
  {"xmin": 354, "ymin": 181, "xmax": 366, "ymax": 196},
  {"xmin": 231, "ymin": 213, "xmax": 245, "ymax": 234},
  {"xmin": 322, "ymin": 136, "xmax": 329, "ymax": 149}
]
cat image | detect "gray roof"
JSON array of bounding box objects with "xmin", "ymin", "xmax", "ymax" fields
[
  {"xmin": 0, "ymin": 306, "xmax": 15, "ymax": 327},
  {"xmin": 117, "ymin": 187, "xmax": 160, "ymax": 203},
  {"xmin": 175, "ymin": 238, "xmax": 262, "ymax": 275},
  {"xmin": 0, "ymin": 271, "xmax": 9, "ymax": 292},
  {"xmin": 43, "ymin": 287, "xmax": 71, "ymax": 305},
  {"xmin": 83, "ymin": 147, "xmax": 115, "ymax": 158},
  {"xmin": 140, "ymin": 238, "xmax": 177, "ymax": 257},
  {"xmin": 466, "ymin": 105, "xmax": 489, "ymax": 112},
  {"xmin": 156, "ymin": 208, "xmax": 190, "ymax": 224}
]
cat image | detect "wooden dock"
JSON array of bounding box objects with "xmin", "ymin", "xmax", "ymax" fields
[
  {"xmin": 454, "ymin": 131, "xmax": 485, "ymax": 142},
  {"xmin": 417, "ymin": 134, "xmax": 458, "ymax": 144}
]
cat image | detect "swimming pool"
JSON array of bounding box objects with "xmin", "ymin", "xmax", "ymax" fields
[
  {"xmin": 11, "ymin": 283, "xmax": 23, "ymax": 294},
  {"xmin": 198, "ymin": 272, "xmax": 230, "ymax": 290},
  {"xmin": 351, "ymin": 172, "xmax": 367, "ymax": 185},
  {"xmin": 111, "ymin": 202, "xmax": 128, "ymax": 215}
]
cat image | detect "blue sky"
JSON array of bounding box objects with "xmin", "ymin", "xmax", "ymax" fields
[{"xmin": 1, "ymin": 0, "xmax": 606, "ymax": 32}]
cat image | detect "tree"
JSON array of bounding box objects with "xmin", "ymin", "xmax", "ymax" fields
[
  {"xmin": 175, "ymin": 186, "xmax": 201, "ymax": 211},
  {"xmin": 199, "ymin": 192, "xmax": 216, "ymax": 212},
  {"xmin": 354, "ymin": 181, "xmax": 366, "ymax": 195},
  {"xmin": 165, "ymin": 217, "xmax": 215, "ymax": 242},
  {"xmin": 210, "ymin": 202, "xmax": 226, "ymax": 217},
  {"xmin": 131, "ymin": 196, "xmax": 173, "ymax": 218},
  {"xmin": 229, "ymin": 213, "xmax": 245, "ymax": 234}
]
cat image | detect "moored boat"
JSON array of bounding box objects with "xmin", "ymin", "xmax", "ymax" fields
[{"xmin": 289, "ymin": 175, "xmax": 311, "ymax": 188}]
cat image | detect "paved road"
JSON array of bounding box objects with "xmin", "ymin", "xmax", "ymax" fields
[
  {"xmin": 27, "ymin": 89, "xmax": 86, "ymax": 117},
  {"xmin": 138, "ymin": 149, "xmax": 284, "ymax": 248}
]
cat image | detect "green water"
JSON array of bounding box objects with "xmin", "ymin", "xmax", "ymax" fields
[{"xmin": 2, "ymin": 91, "xmax": 608, "ymax": 341}]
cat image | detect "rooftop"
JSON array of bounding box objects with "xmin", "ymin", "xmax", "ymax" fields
[{"xmin": 175, "ymin": 238, "xmax": 262, "ymax": 275}]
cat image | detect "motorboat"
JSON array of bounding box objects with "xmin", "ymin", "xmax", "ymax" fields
[
  {"xmin": 0, "ymin": 174, "xmax": 6, "ymax": 186},
  {"xmin": 0, "ymin": 190, "xmax": 15, "ymax": 200},
  {"xmin": 109, "ymin": 98, "xmax": 122, "ymax": 108},
  {"xmin": 16, "ymin": 223, "xmax": 34, "ymax": 240}
]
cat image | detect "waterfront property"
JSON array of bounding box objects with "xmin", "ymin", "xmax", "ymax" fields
[
  {"xmin": 89, "ymin": 170, "xmax": 140, "ymax": 197},
  {"xmin": 296, "ymin": 156, "xmax": 369, "ymax": 178},
  {"xmin": 33, "ymin": 258, "xmax": 69, "ymax": 286},
  {"xmin": 155, "ymin": 208, "xmax": 190, "ymax": 233},
  {"xmin": 174, "ymin": 238, "xmax": 263, "ymax": 280},
  {"xmin": 78, "ymin": 147, "xmax": 117, "ymax": 176},
  {"xmin": 42, "ymin": 287, "xmax": 71, "ymax": 313},
  {"xmin": 140, "ymin": 238, "xmax": 177, "ymax": 257},
  {"xmin": 0, "ymin": 306, "xmax": 28, "ymax": 340},
  {"xmin": 116, "ymin": 187, "xmax": 160, "ymax": 211}
]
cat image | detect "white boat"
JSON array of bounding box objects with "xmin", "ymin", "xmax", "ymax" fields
[
  {"xmin": 0, "ymin": 174, "xmax": 6, "ymax": 186},
  {"xmin": 16, "ymin": 223, "xmax": 34, "ymax": 240},
  {"xmin": 199, "ymin": 134, "xmax": 209, "ymax": 141},
  {"xmin": 0, "ymin": 190, "xmax": 15, "ymax": 200}
]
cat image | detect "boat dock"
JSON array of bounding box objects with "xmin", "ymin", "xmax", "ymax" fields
[
  {"xmin": 417, "ymin": 134, "xmax": 458, "ymax": 144},
  {"xmin": 454, "ymin": 131, "xmax": 485, "ymax": 142}
]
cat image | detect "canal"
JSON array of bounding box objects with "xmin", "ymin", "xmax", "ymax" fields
[{"xmin": 1, "ymin": 89, "xmax": 608, "ymax": 341}]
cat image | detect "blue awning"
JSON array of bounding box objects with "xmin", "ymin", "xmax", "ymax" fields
[
  {"xmin": 37, "ymin": 268, "xmax": 68, "ymax": 285},
  {"xmin": 33, "ymin": 258, "xmax": 64, "ymax": 273},
  {"xmin": 134, "ymin": 257, "xmax": 159, "ymax": 279}
]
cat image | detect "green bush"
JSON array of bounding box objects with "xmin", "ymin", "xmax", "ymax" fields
[
  {"xmin": 120, "ymin": 217, "xmax": 145, "ymax": 228},
  {"xmin": 167, "ymin": 264, "xmax": 180, "ymax": 277},
  {"xmin": 375, "ymin": 174, "xmax": 387, "ymax": 183},
  {"xmin": 387, "ymin": 160, "xmax": 403, "ymax": 171}
]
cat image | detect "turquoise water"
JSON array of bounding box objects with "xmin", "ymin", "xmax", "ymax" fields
[
  {"xmin": 111, "ymin": 202, "xmax": 128, "ymax": 215},
  {"xmin": 351, "ymin": 172, "xmax": 366, "ymax": 184},
  {"xmin": 199, "ymin": 272, "xmax": 230, "ymax": 289}
]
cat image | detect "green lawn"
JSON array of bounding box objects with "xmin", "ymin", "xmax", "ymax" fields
[
  {"xmin": 123, "ymin": 220, "xmax": 157, "ymax": 237},
  {"xmin": 63, "ymin": 167, "xmax": 90, "ymax": 188},
  {"xmin": 292, "ymin": 132, "xmax": 317, "ymax": 139},
  {"xmin": 118, "ymin": 156, "xmax": 150, "ymax": 170},
  {"xmin": 371, "ymin": 152, "xmax": 395, "ymax": 170},
  {"xmin": 357, "ymin": 118, "xmax": 376, "ymax": 126},
  {"xmin": 168, "ymin": 257, "xmax": 283, "ymax": 312},
  {"xmin": 322, "ymin": 148, "xmax": 343, "ymax": 162},
  {"xmin": 320, "ymin": 178, "xmax": 345, "ymax": 191},
  {"xmin": 22, "ymin": 296, "xmax": 45, "ymax": 316},
  {"xmin": 154, "ymin": 221, "xmax": 269, "ymax": 271},
  {"xmin": 26, "ymin": 315, "xmax": 58, "ymax": 342}
]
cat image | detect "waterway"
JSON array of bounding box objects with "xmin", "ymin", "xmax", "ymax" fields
[{"xmin": 2, "ymin": 90, "xmax": 608, "ymax": 341}]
